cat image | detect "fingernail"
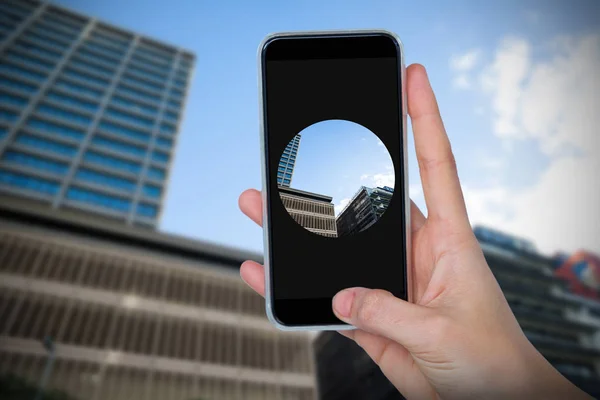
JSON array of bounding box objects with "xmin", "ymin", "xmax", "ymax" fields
[{"xmin": 333, "ymin": 289, "xmax": 356, "ymax": 318}]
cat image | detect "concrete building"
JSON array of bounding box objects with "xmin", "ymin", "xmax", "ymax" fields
[
  {"xmin": 277, "ymin": 134, "xmax": 300, "ymax": 187},
  {"xmin": 335, "ymin": 186, "xmax": 393, "ymax": 238},
  {"xmin": 314, "ymin": 226, "xmax": 600, "ymax": 400},
  {"xmin": 0, "ymin": 195, "xmax": 317, "ymax": 400},
  {"xmin": 0, "ymin": 0, "xmax": 194, "ymax": 228},
  {"xmin": 278, "ymin": 186, "xmax": 337, "ymax": 238}
]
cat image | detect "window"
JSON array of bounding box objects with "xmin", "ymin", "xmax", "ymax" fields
[
  {"xmin": 173, "ymin": 78, "xmax": 186, "ymax": 88},
  {"xmin": 130, "ymin": 55, "xmax": 170, "ymax": 73},
  {"xmin": 0, "ymin": 62, "xmax": 47, "ymax": 82},
  {"xmin": 83, "ymin": 151, "xmax": 141, "ymax": 174},
  {"xmin": 36, "ymin": 103, "xmax": 92, "ymax": 126},
  {"xmin": 136, "ymin": 203, "xmax": 157, "ymax": 218},
  {"xmin": 89, "ymin": 31, "xmax": 130, "ymax": 51},
  {"xmin": 0, "ymin": 92, "xmax": 28, "ymax": 107},
  {"xmin": 69, "ymin": 58, "xmax": 114, "ymax": 78},
  {"xmin": 66, "ymin": 187, "xmax": 131, "ymax": 213},
  {"xmin": 99, "ymin": 120, "xmax": 150, "ymax": 143},
  {"xmin": 0, "ymin": 109, "xmax": 19, "ymax": 123},
  {"xmin": 2, "ymin": 150, "xmax": 68, "ymax": 175},
  {"xmin": 26, "ymin": 118, "xmax": 85, "ymax": 141},
  {"xmin": 0, "ymin": 76, "xmax": 38, "ymax": 94},
  {"xmin": 15, "ymin": 133, "xmax": 77, "ymax": 157},
  {"xmin": 156, "ymin": 137, "xmax": 172, "ymax": 148},
  {"xmin": 122, "ymin": 74, "xmax": 164, "ymax": 93},
  {"xmin": 61, "ymin": 68, "xmax": 109, "ymax": 87},
  {"xmin": 21, "ymin": 31, "xmax": 69, "ymax": 53},
  {"xmin": 91, "ymin": 135, "xmax": 146, "ymax": 157},
  {"xmin": 116, "ymin": 84, "xmax": 161, "ymax": 104},
  {"xmin": 5, "ymin": 50, "xmax": 55, "ymax": 70},
  {"xmin": 82, "ymin": 41, "xmax": 124, "ymax": 59},
  {"xmin": 13, "ymin": 40, "xmax": 62, "ymax": 61},
  {"xmin": 134, "ymin": 47, "xmax": 173, "ymax": 64},
  {"xmin": 45, "ymin": 91, "xmax": 98, "ymax": 112},
  {"xmin": 277, "ymin": 172, "xmax": 283, "ymax": 177},
  {"xmin": 278, "ymin": 166, "xmax": 285, "ymax": 172},
  {"xmin": 0, "ymin": 170, "xmax": 59, "ymax": 195},
  {"xmin": 55, "ymin": 79, "xmax": 103, "ymax": 99},
  {"xmin": 75, "ymin": 168, "xmax": 136, "ymax": 192},
  {"xmin": 167, "ymin": 99, "xmax": 181, "ymax": 109},
  {"xmin": 164, "ymin": 110, "xmax": 178, "ymax": 122},
  {"xmin": 283, "ymin": 179, "xmax": 291, "ymax": 185},
  {"xmin": 285, "ymin": 173, "xmax": 292, "ymax": 178},
  {"xmin": 151, "ymin": 151, "xmax": 169, "ymax": 163},
  {"xmin": 29, "ymin": 22, "xmax": 77, "ymax": 44},
  {"xmin": 126, "ymin": 65, "xmax": 167, "ymax": 84},
  {"xmin": 110, "ymin": 96, "xmax": 158, "ymax": 115},
  {"xmin": 160, "ymin": 123, "xmax": 174, "ymax": 135},
  {"xmin": 41, "ymin": 12, "xmax": 85, "ymax": 34},
  {"xmin": 147, "ymin": 167, "xmax": 165, "ymax": 180},
  {"xmin": 75, "ymin": 48, "xmax": 119, "ymax": 69},
  {"xmin": 170, "ymin": 87, "xmax": 183, "ymax": 98},
  {"xmin": 0, "ymin": 126, "xmax": 6, "ymax": 140},
  {"xmin": 104, "ymin": 108, "xmax": 154, "ymax": 129},
  {"xmin": 143, "ymin": 184, "xmax": 161, "ymax": 198}
]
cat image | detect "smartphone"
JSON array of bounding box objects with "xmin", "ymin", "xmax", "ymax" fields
[{"xmin": 258, "ymin": 30, "xmax": 410, "ymax": 331}]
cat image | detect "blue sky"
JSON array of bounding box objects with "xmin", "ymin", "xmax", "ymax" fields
[
  {"xmin": 55, "ymin": 0, "xmax": 600, "ymax": 255},
  {"xmin": 285, "ymin": 120, "xmax": 394, "ymax": 216}
]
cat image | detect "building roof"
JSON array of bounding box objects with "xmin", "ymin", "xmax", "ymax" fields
[
  {"xmin": 0, "ymin": 195, "xmax": 263, "ymax": 269},
  {"xmin": 278, "ymin": 186, "xmax": 333, "ymax": 203}
]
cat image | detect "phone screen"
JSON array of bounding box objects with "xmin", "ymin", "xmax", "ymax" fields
[{"xmin": 261, "ymin": 34, "xmax": 407, "ymax": 327}]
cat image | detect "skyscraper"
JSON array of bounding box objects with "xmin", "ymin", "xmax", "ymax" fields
[
  {"xmin": 336, "ymin": 186, "xmax": 394, "ymax": 237},
  {"xmin": 0, "ymin": 0, "xmax": 194, "ymax": 228},
  {"xmin": 279, "ymin": 185, "xmax": 338, "ymax": 237},
  {"xmin": 277, "ymin": 134, "xmax": 300, "ymax": 187}
]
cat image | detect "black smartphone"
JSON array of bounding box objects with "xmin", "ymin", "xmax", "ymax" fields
[{"xmin": 258, "ymin": 30, "xmax": 410, "ymax": 330}]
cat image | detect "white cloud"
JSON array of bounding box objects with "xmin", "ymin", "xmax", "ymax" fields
[
  {"xmin": 376, "ymin": 139, "xmax": 384, "ymax": 146},
  {"xmin": 467, "ymin": 34, "xmax": 600, "ymax": 254},
  {"xmin": 360, "ymin": 173, "xmax": 369, "ymax": 181},
  {"xmin": 452, "ymin": 74, "xmax": 471, "ymax": 89},
  {"xmin": 450, "ymin": 49, "xmax": 481, "ymax": 71},
  {"xmin": 334, "ymin": 198, "xmax": 350, "ymax": 215}
]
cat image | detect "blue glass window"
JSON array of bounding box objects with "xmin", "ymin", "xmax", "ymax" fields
[
  {"xmin": 147, "ymin": 167, "xmax": 165, "ymax": 180},
  {"xmin": 0, "ymin": 170, "xmax": 59, "ymax": 195},
  {"xmin": 0, "ymin": 126, "xmax": 7, "ymax": 140},
  {"xmin": 284, "ymin": 173, "xmax": 292, "ymax": 178},
  {"xmin": 62, "ymin": 68, "xmax": 109, "ymax": 87},
  {"xmin": 15, "ymin": 133, "xmax": 77, "ymax": 157},
  {"xmin": 91, "ymin": 135, "xmax": 146, "ymax": 157},
  {"xmin": 0, "ymin": 92, "xmax": 28, "ymax": 107},
  {"xmin": 0, "ymin": 109, "xmax": 18, "ymax": 123},
  {"xmin": 26, "ymin": 118, "xmax": 85, "ymax": 141},
  {"xmin": 36, "ymin": 103, "xmax": 92, "ymax": 126},
  {"xmin": 143, "ymin": 184, "xmax": 161, "ymax": 198},
  {"xmin": 13, "ymin": 40, "xmax": 62, "ymax": 60},
  {"xmin": 66, "ymin": 187, "xmax": 131, "ymax": 212},
  {"xmin": 75, "ymin": 168, "xmax": 136, "ymax": 192},
  {"xmin": 170, "ymin": 87, "xmax": 183, "ymax": 98},
  {"xmin": 156, "ymin": 137, "xmax": 172, "ymax": 148},
  {"xmin": 40, "ymin": 13, "xmax": 84, "ymax": 34},
  {"xmin": 83, "ymin": 41, "xmax": 124, "ymax": 59},
  {"xmin": 151, "ymin": 151, "xmax": 169, "ymax": 163},
  {"xmin": 75, "ymin": 48, "xmax": 119, "ymax": 69},
  {"xmin": 0, "ymin": 76, "xmax": 37, "ymax": 94},
  {"xmin": 135, "ymin": 47, "xmax": 173, "ymax": 64},
  {"xmin": 5, "ymin": 51, "xmax": 55, "ymax": 70},
  {"xmin": 55, "ymin": 79, "xmax": 103, "ymax": 99},
  {"xmin": 283, "ymin": 179, "xmax": 291, "ymax": 184},
  {"xmin": 160, "ymin": 123, "xmax": 174, "ymax": 135},
  {"xmin": 164, "ymin": 110, "xmax": 178, "ymax": 121},
  {"xmin": 98, "ymin": 120, "xmax": 150, "ymax": 142},
  {"xmin": 130, "ymin": 55, "xmax": 170, "ymax": 73},
  {"xmin": 30, "ymin": 23, "xmax": 77, "ymax": 43},
  {"xmin": 2, "ymin": 150, "xmax": 68, "ymax": 175},
  {"xmin": 278, "ymin": 166, "xmax": 285, "ymax": 172},
  {"xmin": 69, "ymin": 58, "xmax": 114, "ymax": 78},
  {"xmin": 116, "ymin": 85, "xmax": 161, "ymax": 104},
  {"xmin": 83, "ymin": 151, "xmax": 141, "ymax": 174},
  {"xmin": 167, "ymin": 99, "xmax": 181, "ymax": 109},
  {"xmin": 122, "ymin": 75, "xmax": 164, "ymax": 93},
  {"xmin": 21, "ymin": 31, "xmax": 69, "ymax": 52},
  {"xmin": 0, "ymin": 63, "xmax": 47, "ymax": 82},
  {"xmin": 110, "ymin": 96, "xmax": 158, "ymax": 115},
  {"xmin": 45, "ymin": 91, "xmax": 98, "ymax": 112},
  {"xmin": 277, "ymin": 172, "xmax": 283, "ymax": 177},
  {"xmin": 104, "ymin": 108, "xmax": 154, "ymax": 129},
  {"xmin": 136, "ymin": 203, "xmax": 157, "ymax": 218},
  {"xmin": 126, "ymin": 65, "xmax": 167, "ymax": 83},
  {"xmin": 89, "ymin": 32, "xmax": 130, "ymax": 50},
  {"xmin": 173, "ymin": 78, "xmax": 186, "ymax": 88}
]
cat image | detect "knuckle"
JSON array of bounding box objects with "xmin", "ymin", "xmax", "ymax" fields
[{"xmin": 418, "ymin": 153, "xmax": 457, "ymax": 174}]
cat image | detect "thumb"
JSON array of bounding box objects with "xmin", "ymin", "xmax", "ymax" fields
[{"xmin": 333, "ymin": 287, "xmax": 435, "ymax": 350}]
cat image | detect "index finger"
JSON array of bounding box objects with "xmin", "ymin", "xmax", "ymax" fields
[{"xmin": 407, "ymin": 64, "xmax": 469, "ymax": 226}]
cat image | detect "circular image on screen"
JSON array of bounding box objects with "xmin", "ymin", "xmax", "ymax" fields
[{"xmin": 277, "ymin": 119, "xmax": 395, "ymax": 238}]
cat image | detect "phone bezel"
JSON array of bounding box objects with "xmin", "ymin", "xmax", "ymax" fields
[{"xmin": 257, "ymin": 30, "xmax": 411, "ymax": 331}]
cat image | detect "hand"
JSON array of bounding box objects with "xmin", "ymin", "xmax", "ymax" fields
[{"xmin": 238, "ymin": 64, "xmax": 591, "ymax": 400}]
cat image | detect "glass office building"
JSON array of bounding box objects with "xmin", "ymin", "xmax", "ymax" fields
[
  {"xmin": 277, "ymin": 134, "xmax": 301, "ymax": 187},
  {"xmin": 0, "ymin": 0, "xmax": 194, "ymax": 228},
  {"xmin": 335, "ymin": 186, "xmax": 394, "ymax": 237}
]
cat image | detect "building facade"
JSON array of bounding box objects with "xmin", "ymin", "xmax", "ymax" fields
[
  {"xmin": 335, "ymin": 186, "xmax": 393, "ymax": 238},
  {"xmin": 314, "ymin": 226, "xmax": 600, "ymax": 400},
  {"xmin": 279, "ymin": 186, "xmax": 337, "ymax": 238},
  {"xmin": 0, "ymin": 196, "xmax": 317, "ymax": 400},
  {"xmin": 0, "ymin": 0, "xmax": 194, "ymax": 228},
  {"xmin": 277, "ymin": 134, "xmax": 300, "ymax": 187}
]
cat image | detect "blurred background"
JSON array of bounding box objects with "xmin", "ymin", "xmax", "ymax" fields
[{"xmin": 0, "ymin": 0, "xmax": 598, "ymax": 399}]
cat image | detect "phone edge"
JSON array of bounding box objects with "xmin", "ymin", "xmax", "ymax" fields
[{"xmin": 257, "ymin": 29, "xmax": 411, "ymax": 332}]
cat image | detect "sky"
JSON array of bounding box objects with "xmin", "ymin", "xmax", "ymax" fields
[
  {"xmin": 55, "ymin": 0, "xmax": 600, "ymax": 256},
  {"xmin": 284, "ymin": 120, "xmax": 394, "ymax": 216}
]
